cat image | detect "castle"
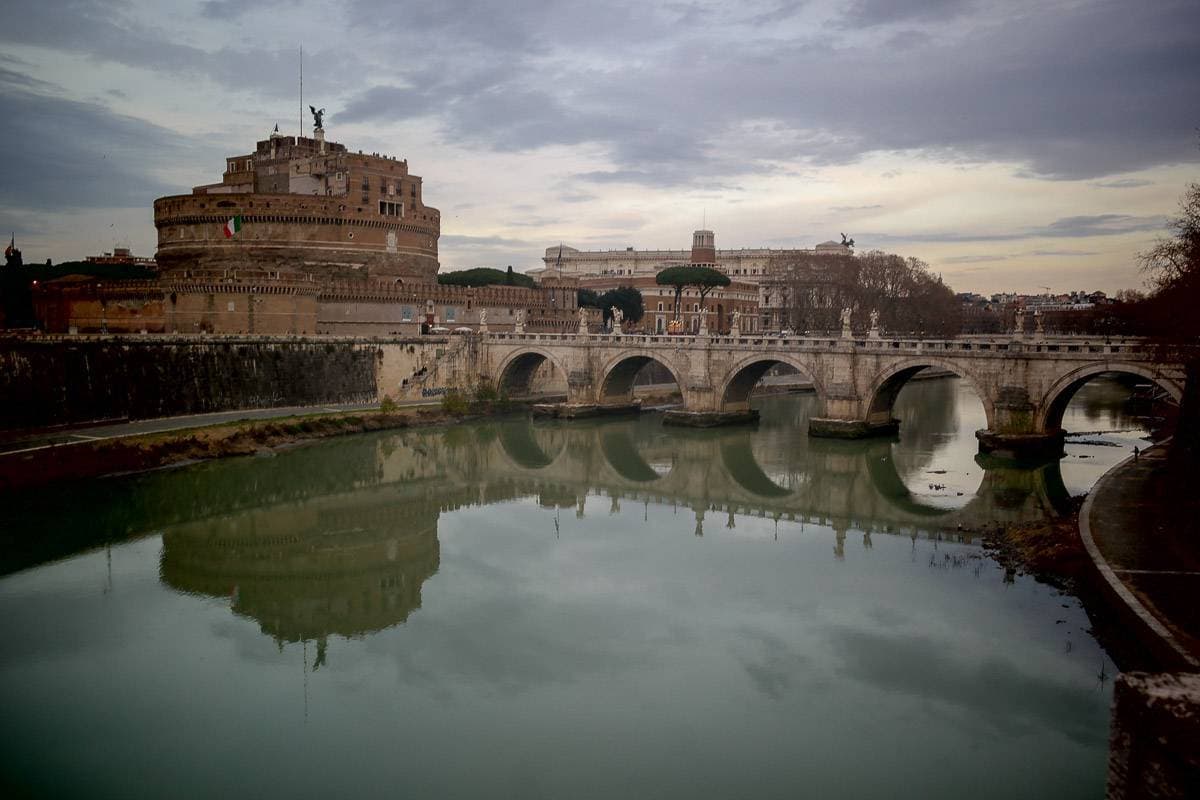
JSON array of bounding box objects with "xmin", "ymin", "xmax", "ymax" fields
[
  {"xmin": 34, "ymin": 123, "xmax": 578, "ymax": 335},
  {"xmin": 154, "ymin": 128, "xmax": 440, "ymax": 283}
]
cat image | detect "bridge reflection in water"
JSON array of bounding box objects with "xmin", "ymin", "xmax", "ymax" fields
[{"xmin": 139, "ymin": 380, "xmax": 1077, "ymax": 654}]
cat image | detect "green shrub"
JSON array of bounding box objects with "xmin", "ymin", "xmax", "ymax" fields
[{"xmin": 441, "ymin": 390, "xmax": 470, "ymax": 415}]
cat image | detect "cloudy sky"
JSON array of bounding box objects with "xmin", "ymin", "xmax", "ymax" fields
[{"xmin": 0, "ymin": 0, "xmax": 1196, "ymax": 293}]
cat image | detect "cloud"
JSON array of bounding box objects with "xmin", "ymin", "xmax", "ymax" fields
[
  {"xmin": 198, "ymin": 0, "xmax": 299, "ymax": 19},
  {"xmin": 1036, "ymin": 214, "xmax": 1164, "ymax": 238},
  {"xmin": 0, "ymin": 0, "xmax": 348, "ymax": 101},
  {"xmin": 4, "ymin": 0, "xmax": 1196, "ymax": 195},
  {"xmin": 1028, "ymin": 249, "xmax": 1099, "ymax": 257},
  {"xmin": 865, "ymin": 213, "xmax": 1165, "ymax": 244},
  {"xmin": 838, "ymin": 0, "xmax": 974, "ymax": 28},
  {"xmin": 1091, "ymin": 178, "xmax": 1153, "ymax": 189},
  {"xmin": 942, "ymin": 254, "xmax": 1009, "ymax": 264},
  {"xmin": 440, "ymin": 234, "xmax": 536, "ymax": 249},
  {"xmin": 333, "ymin": 0, "xmax": 1199, "ymax": 189},
  {"xmin": 830, "ymin": 204, "xmax": 884, "ymax": 213},
  {"xmin": 0, "ymin": 69, "xmax": 201, "ymax": 210}
]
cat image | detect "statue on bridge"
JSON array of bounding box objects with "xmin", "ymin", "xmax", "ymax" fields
[
  {"xmin": 610, "ymin": 306, "xmax": 624, "ymax": 335},
  {"xmin": 868, "ymin": 308, "xmax": 880, "ymax": 338},
  {"xmin": 731, "ymin": 309, "xmax": 741, "ymax": 336},
  {"xmin": 1014, "ymin": 309, "xmax": 1025, "ymax": 337},
  {"xmin": 514, "ymin": 309, "xmax": 525, "ymax": 333},
  {"xmin": 478, "ymin": 308, "xmax": 488, "ymax": 332},
  {"xmin": 578, "ymin": 305, "xmax": 589, "ymax": 336},
  {"xmin": 840, "ymin": 306, "xmax": 853, "ymax": 338}
]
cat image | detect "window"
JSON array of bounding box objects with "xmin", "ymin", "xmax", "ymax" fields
[
  {"xmin": 445, "ymin": 307, "xmax": 456, "ymax": 322},
  {"xmin": 402, "ymin": 306, "xmax": 413, "ymax": 321},
  {"xmin": 657, "ymin": 302, "xmax": 663, "ymax": 311},
  {"xmin": 388, "ymin": 183, "xmax": 396, "ymax": 196},
  {"xmin": 378, "ymin": 201, "xmax": 403, "ymax": 217}
]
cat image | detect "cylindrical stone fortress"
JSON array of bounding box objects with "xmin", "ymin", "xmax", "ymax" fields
[{"xmin": 154, "ymin": 130, "xmax": 440, "ymax": 283}]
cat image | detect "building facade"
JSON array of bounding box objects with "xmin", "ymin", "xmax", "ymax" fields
[
  {"xmin": 532, "ymin": 232, "xmax": 849, "ymax": 283},
  {"xmin": 34, "ymin": 271, "xmax": 580, "ymax": 336},
  {"xmin": 532, "ymin": 230, "xmax": 852, "ymax": 332}
]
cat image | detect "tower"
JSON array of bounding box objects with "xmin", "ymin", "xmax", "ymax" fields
[{"xmin": 691, "ymin": 229, "xmax": 715, "ymax": 264}]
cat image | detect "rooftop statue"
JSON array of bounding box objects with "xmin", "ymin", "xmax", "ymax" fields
[{"xmin": 309, "ymin": 105, "xmax": 325, "ymax": 130}]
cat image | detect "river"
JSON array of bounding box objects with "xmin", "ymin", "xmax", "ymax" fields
[{"xmin": 0, "ymin": 376, "xmax": 1154, "ymax": 798}]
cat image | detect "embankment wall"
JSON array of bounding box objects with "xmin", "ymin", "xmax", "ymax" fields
[{"xmin": 0, "ymin": 335, "xmax": 459, "ymax": 431}]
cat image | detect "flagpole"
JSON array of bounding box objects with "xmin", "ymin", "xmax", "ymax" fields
[{"xmin": 299, "ymin": 45, "xmax": 303, "ymax": 138}]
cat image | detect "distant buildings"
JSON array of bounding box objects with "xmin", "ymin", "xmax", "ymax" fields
[
  {"xmin": 958, "ymin": 290, "xmax": 1117, "ymax": 334},
  {"xmin": 84, "ymin": 247, "xmax": 157, "ymax": 270},
  {"xmin": 531, "ymin": 229, "xmax": 853, "ymax": 333}
]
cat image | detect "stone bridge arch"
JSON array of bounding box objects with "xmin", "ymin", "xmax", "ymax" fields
[
  {"xmin": 863, "ymin": 356, "xmax": 996, "ymax": 432},
  {"xmin": 495, "ymin": 347, "xmax": 571, "ymax": 399},
  {"xmin": 1036, "ymin": 362, "xmax": 1184, "ymax": 432},
  {"xmin": 598, "ymin": 349, "xmax": 686, "ymax": 405},
  {"xmin": 716, "ymin": 353, "xmax": 827, "ymax": 414}
]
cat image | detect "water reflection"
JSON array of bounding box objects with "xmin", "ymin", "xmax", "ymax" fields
[
  {"xmin": 160, "ymin": 489, "xmax": 440, "ymax": 648},
  {"xmin": 84, "ymin": 383, "xmax": 1077, "ymax": 647},
  {"xmin": 0, "ymin": 378, "xmax": 1131, "ymax": 799}
]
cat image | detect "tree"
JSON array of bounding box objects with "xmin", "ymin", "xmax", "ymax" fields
[
  {"xmin": 1141, "ymin": 180, "xmax": 1200, "ymax": 298},
  {"xmin": 577, "ymin": 288, "xmax": 602, "ymax": 308},
  {"xmin": 655, "ymin": 265, "xmax": 730, "ymax": 319},
  {"xmin": 598, "ymin": 286, "xmax": 645, "ymax": 326},
  {"xmin": 0, "ymin": 242, "xmax": 35, "ymax": 329},
  {"xmin": 764, "ymin": 249, "xmax": 960, "ymax": 334},
  {"xmin": 437, "ymin": 267, "xmax": 534, "ymax": 288},
  {"xmin": 1138, "ymin": 179, "xmax": 1200, "ymax": 460}
]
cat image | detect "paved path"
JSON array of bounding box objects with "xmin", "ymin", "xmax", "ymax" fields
[
  {"xmin": 1081, "ymin": 444, "xmax": 1200, "ymax": 669},
  {"xmin": 0, "ymin": 401, "xmax": 395, "ymax": 455},
  {"xmin": 0, "ymin": 389, "xmax": 572, "ymax": 456}
]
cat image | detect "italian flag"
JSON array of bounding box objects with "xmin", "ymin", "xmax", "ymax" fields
[{"xmin": 223, "ymin": 215, "xmax": 243, "ymax": 239}]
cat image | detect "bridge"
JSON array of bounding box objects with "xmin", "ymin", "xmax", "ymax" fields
[{"xmin": 415, "ymin": 329, "xmax": 1190, "ymax": 460}]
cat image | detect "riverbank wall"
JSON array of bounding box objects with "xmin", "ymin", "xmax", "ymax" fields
[
  {"xmin": 0, "ymin": 405, "xmax": 460, "ymax": 492},
  {"xmin": 1078, "ymin": 441, "xmax": 1200, "ymax": 797},
  {"xmin": 0, "ymin": 335, "xmax": 462, "ymax": 432}
]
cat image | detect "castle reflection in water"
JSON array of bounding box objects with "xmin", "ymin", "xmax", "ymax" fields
[{"xmin": 4, "ymin": 381, "xmax": 1077, "ymax": 656}]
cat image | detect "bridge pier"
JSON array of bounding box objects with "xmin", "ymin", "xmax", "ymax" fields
[
  {"xmin": 974, "ymin": 386, "xmax": 1065, "ymax": 462},
  {"xmin": 975, "ymin": 429, "xmax": 1065, "ymax": 462},
  {"xmin": 531, "ymin": 401, "xmax": 642, "ymax": 419},
  {"xmin": 663, "ymin": 409, "xmax": 759, "ymax": 427},
  {"xmin": 808, "ymin": 417, "xmax": 899, "ymax": 439}
]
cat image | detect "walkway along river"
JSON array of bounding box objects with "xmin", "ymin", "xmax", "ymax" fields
[{"xmin": 0, "ymin": 376, "xmax": 1160, "ymax": 799}]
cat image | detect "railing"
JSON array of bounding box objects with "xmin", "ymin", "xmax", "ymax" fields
[{"xmin": 479, "ymin": 330, "xmax": 1157, "ymax": 356}]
